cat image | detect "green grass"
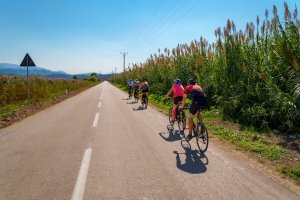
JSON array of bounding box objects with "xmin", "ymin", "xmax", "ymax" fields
[
  {"xmin": 207, "ymin": 125, "xmax": 286, "ymax": 160},
  {"xmin": 280, "ymin": 165, "xmax": 300, "ymax": 180},
  {"xmin": 0, "ymin": 103, "xmax": 25, "ymax": 118},
  {"xmin": 0, "ymin": 77, "xmax": 100, "ymax": 119}
]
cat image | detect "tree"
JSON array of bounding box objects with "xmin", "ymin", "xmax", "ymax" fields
[{"xmin": 90, "ymin": 72, "xmax": 97, "ymax": 77}]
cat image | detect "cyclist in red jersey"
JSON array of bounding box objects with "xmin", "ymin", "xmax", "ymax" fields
[{"xmin": 179, "ymin": 78, "xmax": 207, "ymax": 140}]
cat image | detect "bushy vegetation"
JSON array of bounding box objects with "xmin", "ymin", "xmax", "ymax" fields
[
  {"xmin": 111, "ymin": 2, "xmax": 300, "ymax": 136},
  {"xmin": 0, "ymin": 76, "xmax": 99, "ymax": 117},
  {"xmin": 280, "ymin": 164, "xmax": 300, "ymax": 180}
]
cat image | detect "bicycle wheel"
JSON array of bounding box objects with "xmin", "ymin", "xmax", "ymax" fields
[
  {"xmin": 144, "ymin": 96, "xmax": 148, "ymax": 109},
  {"xmin": 177, "ymin": 110, "xmax": 187, "ymax": 135},
  {"xmin": 134, "ymin": 92, "xmax": 138, "ymax": 102},
  {"xmin": 168, "ymin": 107, "xmax": 173, "ymax": 124},
  {"xmin": 196, "ymin": 123, "xmax": 209, "ymax": 153}
]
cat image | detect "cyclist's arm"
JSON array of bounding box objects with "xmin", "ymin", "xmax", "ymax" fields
[
  {"xmin": 165, "ymin": 86, "xmax": 174, "ymax": 98},
  {"xmin": 180, "ymin": 93, "xmax": 188, "ymax": 108}
]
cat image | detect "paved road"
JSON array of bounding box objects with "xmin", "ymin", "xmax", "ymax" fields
[{"xmin": 0, "ymin": 81, "xmax": 299, "ymax": 200}]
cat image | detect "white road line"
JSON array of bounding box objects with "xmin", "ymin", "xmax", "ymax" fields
[
  {"xmin": 71, "ymin": 148, "xmax": 93, "ymax": 200},
  {"xmin": 98, "ymin": 102, "xmax": 102, "ymax": 108},
  {"xmin": 92, "ymin": 112, "xmax": 99, "ymax": 127}
]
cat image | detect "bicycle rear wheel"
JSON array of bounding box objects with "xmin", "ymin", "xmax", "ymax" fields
[
  {"xmin": 196, "ymin": 123, "xmax": 209, "ymax": 153},
  {"xmin": 168, "ymin": 107, "xmax": 173, "ymax": 123},
  {"xmin": 134, "ymin": 92, "xmax": 139, "ymax": 102},
  {"xmin": 177, "ymin": 110, "xmax": 187, "ymax": 136},
  {"xmin": 144, "ymin": 96, "xmax": 148, "ymax": 109}
]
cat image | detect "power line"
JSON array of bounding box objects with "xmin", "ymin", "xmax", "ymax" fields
[
  {"xmin": 126, "ymin": 1, "xmax": 168, "ymax": 49},
  {"xmin": 134, "ymin": 0, "xmax": 201, "ymax": 55},
  {"xmin": 129, "ymin": 0, "xmax": 183, "ymax": 50},
  {"xmin": 132, "ymin": 0, "xmax": 191, "ymax": 53}
]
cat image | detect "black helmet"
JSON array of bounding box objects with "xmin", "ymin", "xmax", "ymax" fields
[{"xmin": 187, "ymin": 78, "xmax": 197, "ymax": 85}]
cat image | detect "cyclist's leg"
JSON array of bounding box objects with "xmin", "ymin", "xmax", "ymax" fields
[
  {"xmin": 141, "ymin": 91, "xmax": 145, "ymax": 103},
  {"xmin": 186, "ymin": 104, "xmax": 197, "ymax": 140},
  {"xmin": 171, "ymin": 103, "xmax": 177, "ymax": 121},
  {"xmin": 128, "ymin": 86, "xmax": 132, "ymax": 97},
  {"xmin": 198, "ymin": 111, "xmax": 203, "ymax": 124},
  {"xmin": 175, "ymin": 96, "xmax": 183, "ymax": 119}
]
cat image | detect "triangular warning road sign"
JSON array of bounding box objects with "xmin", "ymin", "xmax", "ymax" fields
[{"xmin": 20, "ymin": 53, "xmax": 36, "ymax": 67}]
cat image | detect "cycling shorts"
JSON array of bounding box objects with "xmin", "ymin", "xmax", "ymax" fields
[
  {"xmin": 174, "ymin": 96, "xmax": 183, "ymax": 105},
  {"xmin": 141, "ymin": 88, "xmax": 149, "ymax": 93},
  {"xmin": 189, "ymin": 103, "xmax": 203, "ymax": 115}
]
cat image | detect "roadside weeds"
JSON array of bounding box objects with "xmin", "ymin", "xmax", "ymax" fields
[{"xmin": 0, "ymin": 84, "xmax": 100, "ymax": 129}]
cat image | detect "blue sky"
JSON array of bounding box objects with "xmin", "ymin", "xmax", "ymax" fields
[{"xmin": 0, "ymin": 0, "xmax": 298, "ymax": 74}]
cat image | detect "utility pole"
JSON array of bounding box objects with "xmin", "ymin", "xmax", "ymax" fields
[{"xmin": 120, "ymin": 52, "xmax": 128, "ymax": 72}]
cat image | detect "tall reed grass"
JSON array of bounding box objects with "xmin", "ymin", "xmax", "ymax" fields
[{"xmin": 111, "ymin": 2, "xmax": 300, "ymax": 135}]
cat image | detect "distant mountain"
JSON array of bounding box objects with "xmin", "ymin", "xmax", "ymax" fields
[
  {"xmin": 0, "ymin": 63, "xmax": 113, "ymax": 80},
  {"xmin": 0, "ymin": 63, "xmax": 71, "ymax": 78},
  {"xmin": 73, "ymin": 73, "xmax": 113, "ymax": 80}
]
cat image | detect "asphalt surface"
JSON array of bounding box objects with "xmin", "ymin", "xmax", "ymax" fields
[{"xmin": 0, "ymin": 81, "xmax": 299, "ymax": 200}]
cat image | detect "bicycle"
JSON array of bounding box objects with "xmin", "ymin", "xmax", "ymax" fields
[
  {"xmin": 167, "ymin": 99, "xmax": 188, "ymax": 134},
  {"xmin": 128, "ymin": 88, "xmax": 133, "ymax": 99},
  {"xmin": 134, "ymin": 89, "xmax": 139, "ymax": 102},
  {"xmin": 181, "ymin": 109, "xmax": 209, "ymax": 153},
  {"xmin": 141, "ymin": 92, "xmax": 148, "ymax": 109}
]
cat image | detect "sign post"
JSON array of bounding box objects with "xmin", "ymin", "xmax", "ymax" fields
[{"xmin": 20, "ymin": 53, "xmax": 36, "ymax": 103}]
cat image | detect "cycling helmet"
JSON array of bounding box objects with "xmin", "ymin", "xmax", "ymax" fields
[
  {"xmin": 174, "ymin": 78, "xmax": 181, "ymax": 84},
  {"xmin": 187, "ymin": 78, "xmax": 197, "ymax": 85}
]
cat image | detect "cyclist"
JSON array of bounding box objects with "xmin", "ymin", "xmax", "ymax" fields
[
  {"xmin": 133, "ymin": 79, "xmax": 140, "ymax": 99},
  {"xmin": 128, "ymin": 79, "xmax": 133, "ymax": 98},
  {"xmin": 179, "ymin": 78, "xmax": 207, "ymax": 141},
  {"xmin": 140, "ymin": 79, "xmax": 149, "ymax": 104},
  {"xmin": 165, "ymin": 78, "xmax": 184, "ymax": 123}
]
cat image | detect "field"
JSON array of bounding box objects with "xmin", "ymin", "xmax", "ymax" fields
[{"xmin": 0, "ymin": 76, "xmax": 99, "ymax": 125}]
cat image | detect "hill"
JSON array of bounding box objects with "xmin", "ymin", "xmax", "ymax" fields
[{"xmin": 0, "ymin": 63, "xmax": 112, "ymax": 80}]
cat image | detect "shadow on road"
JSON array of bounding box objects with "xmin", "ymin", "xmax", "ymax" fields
[
  {"xmin": 133, "ymin": 106, "xmax": 145, "ymax": 111},
  {"xmin": 173, "ymin": 149, "xmax": 208, "ymax": 174},
  {"xmin": 127, "ymin": 101, "xmax": 138, "ymax": 104},
  {"xmin": 158, "ymin": 125, "xmax": 182, "ymax": 142}
]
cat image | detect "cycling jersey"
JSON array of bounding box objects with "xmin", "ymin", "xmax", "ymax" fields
[
  {"xmin": 173, "ymin": 83, "xmax": 184, "ymax": 98},
  {"xmin": 133, "ymin": 81, "xmax": 140, "ymax": 89},
  {"xmin": 184, "ymin": 84, "xmax": 208, "ymax": 114},
  {"xmin": 140, "ymin": 82, "xmax": 149, "ymax": 92},
  {"xmin": 128, "ymin": 81, "xmax": 133, "ymax": 87}
]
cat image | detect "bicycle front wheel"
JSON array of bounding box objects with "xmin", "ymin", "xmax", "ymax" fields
[{"xmin": 196, "ymin": 123, "xmax": 209, "ymax": 153}]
